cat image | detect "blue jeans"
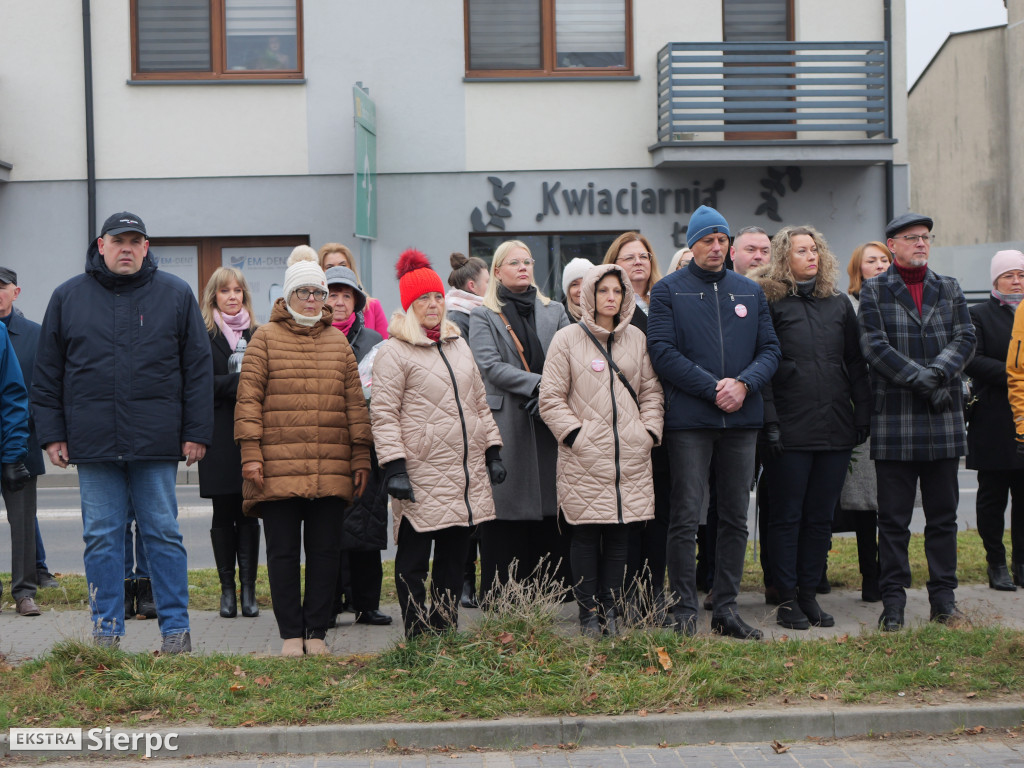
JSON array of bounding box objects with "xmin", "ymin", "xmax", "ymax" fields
[
  {"xmin": 124, "ymin": 504, "xmax": 150, "ymax": 579},
  {"xmin": 78, "ymin": 461, "xmax": 189, "ymax": 638}
]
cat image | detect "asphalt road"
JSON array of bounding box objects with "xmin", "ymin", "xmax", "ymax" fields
[{"xmin": 2, "ymin": 467, "xmax": 986, "ymax": 576}]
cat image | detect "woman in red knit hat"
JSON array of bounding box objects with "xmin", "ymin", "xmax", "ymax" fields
[{"xmin": 370, "ymin": 250, "xmax": 507, "ymax": 637}]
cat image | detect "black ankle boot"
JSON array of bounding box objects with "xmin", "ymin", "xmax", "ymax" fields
[
  {"xmin": 124, "ymin": 578, "xmax": 136, "ymax": 620},
  {"xmin": 776, "ymin": 594, "xmax": 809, "ymax": 630},
  {"xmin": 988, "ymin": 564, "xmax": 1017, "ymax": 592},
  {"xmin": 210, "ymin": 528, "xmax": 238, "ymax": 618},
  {"xmin": 135, "ymin": 578, "xmax": 157, "ymax": 619},
  {"xmin": 798, "ymin": 594, "xmax": 835, "ymax": 627},
  {"xmin": 236, "ymin": 523, "xmax": 261, "ymax": 618},
  {"xmin": 1014, "ymin": 562, "xmax": 1024, "ymax": 588},
  {"xmin": 460, "ymin": 577, "xmax": 478, "ymax": 609}
]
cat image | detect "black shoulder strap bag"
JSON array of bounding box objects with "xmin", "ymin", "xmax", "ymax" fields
[{"xmin": 579, "ymin": 323, "xmax": 640, "ymax": 411}]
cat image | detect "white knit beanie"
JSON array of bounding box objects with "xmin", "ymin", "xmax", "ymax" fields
[
  {"xmin": 562, "ymin": 257, "xmax": 594, "ymax": 297},
  {"xmin": 991, "ymin": 250, "xmax": 1024, "ymax": 285},
  {"xmin": 283, "ymin": 245, "xmax": 328, "ymax": 300}
]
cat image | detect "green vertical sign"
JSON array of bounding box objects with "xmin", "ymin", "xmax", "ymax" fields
[{"xmin": 353, "ymin": 84, "xmax": 377, "ymax": 240}]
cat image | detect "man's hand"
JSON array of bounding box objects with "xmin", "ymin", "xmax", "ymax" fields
[
  {"xmin": 909, "ymin": 367, "xmax": 944, "ymax": 395},
  {"xmin": 714, "ymin": 378, "xmax": 747, "ymax": 413},
  {"xmin": 182, "ymin": 442, "xmax": 206, "ymax": 466},
  {"xmin": 1, "ymin": 461, "xmax": 31, "ymax": 492},
  {"xmin": 929, "ymin": 387, "xmax": 953, "ymax": 412},
  {"xmin": 758, "ymin": 423, "xmax": 785, "ymax": 459},
  {"xmin": 353, "ymin": 468, "xmax": 369, "ymax": 498},
  {"xmin": 45, "ymin": 441, "xmax": 70, "ymax": 469},
  {"xmin": 242, "ymin": 461, "xmax": 264, "ymax": 490}
]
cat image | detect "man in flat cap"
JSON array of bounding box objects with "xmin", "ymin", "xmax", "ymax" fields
[
  {"xmin": 648, "ymin": 205, "xmax": 780, "ymax": 639},
  {"xmin": 32, "ymin": 212, "xmax": 213, "ymax": 653},
  {"xmin": 858, "ymin": 212, "xmax": 976, "ymax": 631}
]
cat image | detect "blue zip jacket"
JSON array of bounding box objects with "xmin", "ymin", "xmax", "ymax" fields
[
  {"xmin": 0, "ymin": 322, "xmax": 29, "ymax": 464},
  {"xmin": 31, "ymin": 242, "xmax": 213, "ymax": 463},
  {"xmin": 5, "ymin": 309, "xmax": 45, "ymax": 476},
  {"xmin": 647, "ymin": 260, "xmax": 780, "ymax": 431}
]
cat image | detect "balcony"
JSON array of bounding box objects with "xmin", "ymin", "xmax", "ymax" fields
[{"xmin": 650, "ymin": 41, "xmax": 895, "ymax": 167}]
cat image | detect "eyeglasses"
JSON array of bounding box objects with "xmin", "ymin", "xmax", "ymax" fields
[
  {"xmin": 504, "ymin": 259, "xmax": 534, "ymax": 268},
  {"xmin": 617, "ymin": 252, "xmax": 652, "ymax": 263},
  {"xmin": 294, "ymin": 288, "xmax": 328, "ymax": 301},
  {"xmin": 894, "ymin": 234, "xmax": 936, "ymax": 244}
]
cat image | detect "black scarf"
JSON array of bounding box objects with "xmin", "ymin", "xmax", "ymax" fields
[{"xmin": 498, "ymin": 284, "xmax": 546, "ymax": 373}]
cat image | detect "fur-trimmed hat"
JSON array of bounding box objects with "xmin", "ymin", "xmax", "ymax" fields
[
  {"xmin": 686, "ymin": 205, "xmax": 731, "ymax": 248},
  {"xmin": 283, "ymin": 245, "xmax": 327, "ymax": 300},
  {"xmin": 396, "ymin": 249, "xmax": 445, "ymax": 311}
]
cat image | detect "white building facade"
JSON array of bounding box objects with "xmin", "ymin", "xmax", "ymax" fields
[{"xmin": 0, "ymin": 0, "xmax": 909, "ymax": 321}]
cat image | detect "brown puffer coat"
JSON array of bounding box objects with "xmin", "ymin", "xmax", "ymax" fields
[
  {"xmin": 539, "ymin": 263, "xmax": 664, "ymax": 525},
  {"xmin": 234, "ymin": 299, "xmax": 372, "ymax": 516},
  {"xmin": 371, "ymin": 310, "xmax": 502, "ymax": 541}
]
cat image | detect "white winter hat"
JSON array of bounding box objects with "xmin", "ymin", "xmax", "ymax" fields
[
  {"xmin": 283, "ymin": 245, "xmax": 328, "ymax": 300},
  {"xmin": 562, "ymin": 257, "xmax": 594, "ymax": 297}
]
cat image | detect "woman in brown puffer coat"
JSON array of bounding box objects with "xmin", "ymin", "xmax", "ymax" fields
[
  {"xmin": 234, "ymin": 247, "xmax": 372, "ymax": 657},
  {"xmin": 539, "ymin": 263, "xmax": 664, "ymax": 637},
  {"xmin": 371, "ymin": 250, "xmax": 506, "ymax": 638}
]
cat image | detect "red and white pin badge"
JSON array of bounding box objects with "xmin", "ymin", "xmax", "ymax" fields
[
  {"xmin": 592, "ymin": 359, "xmax": 606, "ymax": 372},
  {"xmin": 735, "ymin": 303, "xmax": 748, "ymax": 318}
]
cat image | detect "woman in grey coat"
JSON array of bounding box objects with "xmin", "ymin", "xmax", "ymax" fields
[{"xmin": 469, "ymin": 240, "xmax": 571, "ymax": 603}]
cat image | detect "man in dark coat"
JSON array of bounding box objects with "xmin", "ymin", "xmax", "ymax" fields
[
  {"xmin": 0, "ymin": 267, "xmax": 45, "ymax": 616},
  {"xmin": 648, "ymin": 205, "xmax": 781, "ymax": 639},
  {"xmin": 858, "ymin": 212, "xmax": 976, "ymax": 631},
  {"xmin": 32, "ymin": 212, "xmax": 213, "ymax": 652}
]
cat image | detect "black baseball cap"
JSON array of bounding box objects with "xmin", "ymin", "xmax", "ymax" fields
[
  {"xmin": 885, "ymin": 212, "xmax": 933, "ymax": 239},
  {"xmin": 100, "ymin": 212, "xmax": 147, "ymax": 237},
  {"xmin": 0, "ymin": 267, "xmax": 16, "ymax": 285}
]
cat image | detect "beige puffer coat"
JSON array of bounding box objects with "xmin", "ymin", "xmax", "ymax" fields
[
  {"xmin": 539, "ymin": 263, "xmax": 663, "ymax": 525},
  {"xmin": 234, "ymin": 299, "xmax": 372, "ymax": 516},
  {"xmin": 371, "ymin": 310, "xmax": 502, "ymax": 541}
]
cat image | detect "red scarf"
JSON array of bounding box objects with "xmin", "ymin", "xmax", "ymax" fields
[
  {"xmin": 332, "ymin": 313, "xmax": 357, "ymax": 336},
  {"xmin": 895, "ymin": 263, "xmax": 927, "ymax": 315},
  {"xmin": 424, "ymin": 325, "xmax": 441, "ymax": 343}
]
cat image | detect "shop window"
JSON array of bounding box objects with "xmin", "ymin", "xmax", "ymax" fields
[
  {"xmin": 465, "ymin": 0, "xmax": 632, "ymax": 78},
  {"xmin": 132, "ymin": 0, "xmax": 303, "ymax": 80},
  {"xmin": 468, "ymin": 231, "xmax": 621, "ymax": 299}
]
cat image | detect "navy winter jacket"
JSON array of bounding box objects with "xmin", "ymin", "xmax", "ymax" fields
[
  {"xmin": 31, "ymin": 243, "xmax": 213, "ymax": 463},
  {"xmin": 5, "ymin": 309, "xmax": 44, "ymax": 476},
  {"xmin": 0, "ymin": 323, "xmax": 29, "ymax": 464},
  {"xmin": 647, "ymin": 260, "xmax": 781, "ymax": 431}
]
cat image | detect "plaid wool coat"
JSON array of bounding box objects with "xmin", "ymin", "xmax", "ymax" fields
[{"xmin": 858, "ymin": 266, "xmax": 976, "ymax": 461}]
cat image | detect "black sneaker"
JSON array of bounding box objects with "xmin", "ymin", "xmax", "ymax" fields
[
  {"xmin": 37, "ymin": 571, "xmax": 60, "ymax": 589},
  {"xmin": 94, "ymin": 635, "xmax": 120, "ymax": 649}
]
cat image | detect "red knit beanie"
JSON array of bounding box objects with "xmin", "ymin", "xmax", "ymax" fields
[{"xmin": 396, "ymin": 249, "xmax": 445, "ymax": 311}]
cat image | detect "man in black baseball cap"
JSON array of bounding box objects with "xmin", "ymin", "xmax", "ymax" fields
[
  {"xmin": 858, "ymin": 212, "xmax": 975, "ymax": 632},
  {"xmin": 100, "ymin": 212, "xmax": 147, "ymax": 238}
]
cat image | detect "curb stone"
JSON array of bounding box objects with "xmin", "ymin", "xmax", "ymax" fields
[{"xmin": 3, "ymin": 703, "xmax": 1022, "ymax": 759}]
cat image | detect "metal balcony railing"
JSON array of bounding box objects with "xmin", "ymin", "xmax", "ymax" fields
[{"xmin": 656, "ymin": 41, "xmax": 890, "ymax": 142}]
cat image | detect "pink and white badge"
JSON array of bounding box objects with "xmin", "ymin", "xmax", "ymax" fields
[
  {"xmin": 735, "ymin": 303, "xmax": 748, "ymax": 318},
  {"xmin": 592, "ymin": 359, "xmax": 606, "ymax": 372}
]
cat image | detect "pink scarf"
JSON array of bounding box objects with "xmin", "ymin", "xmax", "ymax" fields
[
  {"xmin": 214, "ymin": 307, "xmax": 251, "ymax": 350},
  {"xmin": 333, "ymin": 314, "xmax": 357, "ymax": 336}
]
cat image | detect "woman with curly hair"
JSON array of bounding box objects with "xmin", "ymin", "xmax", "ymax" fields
[{"xmin": 753, "ymin": 226, "xmax": 871, "ymax": 630}]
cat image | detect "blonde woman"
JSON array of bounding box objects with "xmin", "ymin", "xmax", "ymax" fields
[
  {"xmin": 602, "ymin": 232, "xmax": 663, "ymax": 331},
  {"xmin": 198, "ymin": 267, "xmax": 260, "ymax": 619},
  {"xmin": 468, "ymin": 240, "xmax": 570, "ymax": 602},
  {"xmin": 318, "ymin": 243, "xmax": 389, "ymax": 338},
  {"xmin": 847, "ymin": 241, "xmax": 892, "ymax": 306}
]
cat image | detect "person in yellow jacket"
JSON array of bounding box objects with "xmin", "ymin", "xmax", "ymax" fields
[{"xmin": 1008, "ymin": 300, "xmax": 1024, "ymax": 454}]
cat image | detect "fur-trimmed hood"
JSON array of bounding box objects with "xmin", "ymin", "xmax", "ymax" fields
[{"xmin": 749, "ymin": 267, "xmax": 792, "ymax": 304}]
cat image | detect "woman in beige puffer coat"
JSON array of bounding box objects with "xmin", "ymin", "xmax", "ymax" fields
[
  {"xmin": 539, "ymin": 263, "xmax": 663, "ymax": 636},
  {"xmin": 371, "ymin": 250, "xmax": 505, "ymax": 638}
]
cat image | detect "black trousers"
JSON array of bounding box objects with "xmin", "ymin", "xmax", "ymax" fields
[
  {"xmin": 394, "ymin": 518, "xmax": 470, "ymax": 637},
  {"xmin": 334, "ymin": 549, "xmax": 385, "ymax": 612},
  {"xmin": 876, "ymin": 459, "xmax": 959, "ymax": 607},
  {"xmin": 976, "ymin": 469, "xmax": 1024, "ymax": 567},
  {"xmin": 624, "ymin": 469, "xmax": 670, "ymax": 609},
  {"xmin": 478, "ymin": 516, "xmax": 572, "ymax": 600},
  {"xmin": 571, "ymin": 523, "xmax": 629, "ymax": 620},
  {"xmin": 764, "ymin": 449, "xmax": 850, "ymax": 596},
  {"xmin": 260, "ymin": 497, "xmax": 343, "ymax": 640},
  {"xmin": 211, "ymin": 494, "xmax": 256, "ymax": 530}
]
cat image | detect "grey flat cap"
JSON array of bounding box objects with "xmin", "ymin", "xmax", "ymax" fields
[{"xmin": 885, "ymin": 212, "xmax": 934, "ymax": 239}]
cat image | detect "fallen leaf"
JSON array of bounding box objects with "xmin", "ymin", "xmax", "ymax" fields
[
  {"xmin": 964, "ymin": 726, "xmax": 986, "ymax": 735},
  {"xmin": 783, "ymin": 662, "xmax": 795, "ymax": 669},
  {"xmin": 455, "ymin": 680, "xmax": 468, "ymax": 686},
  {"xmin": 137, "ymin": 710, "xmax": 160, "ymax": 721},
  {"xmin": 254, "ymin": 676, "xmax": 272, "ymax": 688},
  {"xmin": 638, "ymin": 709, "xmax": 648, "ymax": 717},
  {"xmin": 643, "ymin": 666, "xmax": 659, "ymax": 675},
  {"xmin": 835, "ymin": 634, "xmax": 848, "ymax": 644},
  {"xmin": 583, "ymin": 692, "xmax": 599, "ymax": 704},
  {"xmin": 810, "ymin": 693, "xmax": 828, "ymax": 701},
  {"xmin": 387, "ymin": 738, "xmax": 399, "ymax": 749},
  {"xmin": 656, "ymin": 647, "xmax": 673, "ymax": 671},
  {"xmin": 95, "ymin": 664, "xmax": 109, "ymax": 671},
  {"xmin": 497, "ymin": 632, "xmax": 515, "ymax": 645},
  {"xmin": 233, "ymin": 666, "xmax": 246, "ymax": 678},
  {"xmin": 966, "ymin": 692, "xmax": 978, "ymax": 699},
  {"xmin": 229, "ymin": 684, "xmax": 244, "ymax": 694},
  {"xmin": 771, "ymin": 740, "xmax": 789, "ymax": 754}
]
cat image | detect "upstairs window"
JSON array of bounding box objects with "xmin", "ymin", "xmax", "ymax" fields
[
  {"xmin": 465, "ymin": 0, "xmax": 632, "ymax": 78},
  {"xmin": 131, "ymin": 0, "xmax": 303, "ymax": 80}
]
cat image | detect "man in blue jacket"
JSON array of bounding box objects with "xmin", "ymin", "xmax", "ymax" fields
[
  {"xmin": 0, "ymin": 267, "xmax": 45, "ymax": 616},
  {"xmin": 0, "ymin": 321, "xmax": 32, "ymax": 556},
  {"xmin": 32, "ymin": 212, "xmax": 213, "ymax": 652},
  {"xmin": 648, "ymin": 205, "xmax": 781, "ymax": 639}
]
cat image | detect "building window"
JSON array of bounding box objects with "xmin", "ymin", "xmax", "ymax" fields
[
  {"xmin": 465, "ymin": 0, "xmax": 632, "ymax": 78},
  {"xmin": 469, "ymin": 231, "xmax": 621, "ymax": 299},
  {"xmin": 131, "ymin": 0, "xmax": 303, "ymax": 80}
]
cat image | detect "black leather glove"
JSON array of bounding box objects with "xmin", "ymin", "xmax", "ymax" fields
[
  {"xmin": 487, "ymin": 459, "xmax": 507, "ymax": 485},
  {"xmin": 855, "ymin": 426, "xmax": 870, "ymax": 445},
  {"xmin": 386, "ymin": 472, "xmax": 416, "ymax": 502},
  {"xmin": 759, "ymin": 423, "xmax": 785, "ymax": 459},
  {"xmin": 1, "ymin": 461, "xmax": 31, "ymax": 493},
  {"xmin": 929, "ymin": 387, "xmax": 953, "ymax": 412},
  {"xmin": 521, "ymin": 395, "xmax": 541, "ymax": 419},
  {"xmin": 909, "ymin": 366, "xmax": 944, "ymax": 396}
]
